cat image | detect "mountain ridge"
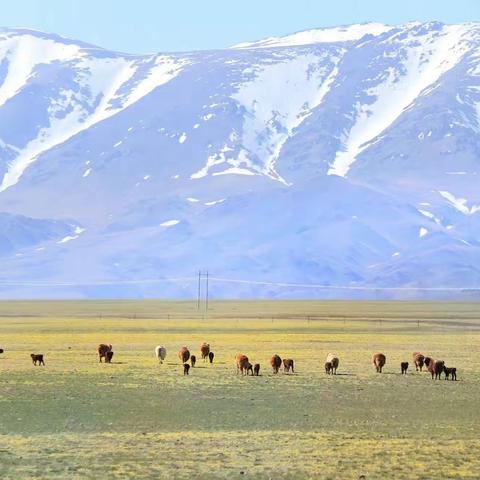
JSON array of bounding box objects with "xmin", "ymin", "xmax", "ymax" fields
[{"xmin": 0, "ymin": 22, "xmax": 479, "ymax": 299}]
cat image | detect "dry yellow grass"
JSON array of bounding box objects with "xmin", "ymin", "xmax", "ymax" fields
[{"xmin": 0, "ymin": 300, "xmax": 479, "ymax": 479}]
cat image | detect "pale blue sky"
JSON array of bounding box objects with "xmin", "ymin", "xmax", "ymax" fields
[{"xmin": 1, "ymin": 0, "xmax": 479, "ymax": 53}]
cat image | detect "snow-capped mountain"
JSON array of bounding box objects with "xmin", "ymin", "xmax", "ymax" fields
[{"xmin": 0, "ymin": 22, "xmax": 479, "ymax": 299}]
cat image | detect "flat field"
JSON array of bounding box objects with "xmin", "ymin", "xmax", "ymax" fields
[{"xmin": 0, "ymin": 300, "xmax": 479, "ymax": 479}]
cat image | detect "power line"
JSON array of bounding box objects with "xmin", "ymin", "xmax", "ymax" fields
[
  {"xmin": 207, "ymin": 276, "xmax": 480, "ymax": 292},
  {"xmin": 0, "ymin": 275, "xmax": 478, "ymax": 292},
  {"xmin": 0, "ymin": 277, "xmax": 196, "ymax": 287}
]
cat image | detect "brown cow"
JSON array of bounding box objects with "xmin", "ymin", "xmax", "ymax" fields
[
  {"xmin": 178, "ymin": 347, "xmax": 190, "ymax": 363},
  {"xmin": 106, "ymin": 351, "xmax": 114, "ymax": 363},
  {"xmin": 413, "ymin": 352, "xmax": 425, "ymax": 371},
  {"xmin": 373, "ymin": 353, "xmax": 386, "ymax": 373},
  {"xmin": 208, "ymin": 351, "xmax": 215, "ymax": 364},
  {"xmin": 31, "ymin": 353, "xmax": 45, "ymax": 366},
  {"xmin": 401, "ymin": 362, "xmax": 409, "ymax": 374},
  {"xmin": 236, "ymin": 354, "xmax": 249, "ymax": 375},
  {"xmin": 253, "ymin": 363, "xmax": 260, "ymax": 376},
  {"xmin": 200, "ymin": 343, "xmax": 210, "ymax": 361},
  {"xmin": 425, "ymin": 357, "xmax": 435, "ymax": 378},
  {"xmin": 246, "ymin": 362, "xmax": 254, "ymax": 376},
  {"xmin": 270, "ymin": 354, "xmax": 282, "ymax": 374},
  {"xmin": 443, "ymin": 366, "xmax": 457, "ymax": 381},
  {"xmin": 190, "ymin": 355, "xmax": 196, "ymax": 367},
  {"xmin": 325, "ymin": 361, "xmax": 332, "ymax": 374},
  {"xmin": 98, "ymin": 344, "xmax": 112, "ymax": 363},
  {"xmin": 183, "ymin": 363, "xmax": 190, "ymax": 375},
  {"xmin": 283, "ymin": 358, "xmax": 294, "ymax": 373}
]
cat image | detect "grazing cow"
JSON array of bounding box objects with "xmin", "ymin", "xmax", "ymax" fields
[
  {"xmin": 413, "ymin": 352, "xmax": 425, "ymax": 371},
  {"xmin": 178, "ymin": 347, "xmax": 190, "ymax": 363},
  {"xmin": 236, "ymin": 354, "xmax": 249, "ymax": 375},
  {"xmin": 283, "ymin": 358, "xmax": 294, "ymax": 373},
  {"xmin": 426, "ymin": 358, "xmax": 445, "ymax": 380},
  {"xmin": 433, "ymin": 360, "xmax": 445, "ymax": 380},
  {"xmin": 106, "ymin": 351, "xmax": 114, "ymax": 363},
  {"xmin": 183, "ymin": 363, "xmax": 190, "ymax": 375},
  {"xmin": 424, "ymin": 357, "xmax": 433, "ymax": 369},
  {"xmin": 31, "ymin": 353, "xmax": 45, "ymax": 366},
  {"xmin": 373, "ymin": 353, "xmax": 386, "ymax": 373},
  {"xmin": 246, "ymin": 362, "xmax": 254, "ymax": 376},
  {"xmin": 253, "ymin": 363, "xmax": 260, "ymax": 376},
  {"xmin": 326, "ymin": 353, "xmax": 339, "ymax": 374},
  {"xmin": 325, "ymin": 361, "xmax": 332, "ymax": 374},
  {"xmin": 200, "ymin": 343, "xmax": 210, "ymax": 361},
  {"xmin": 208, "ymin": 351, "xmax": 215, "ymax": 364},
  {"xmin": 401, "ymin": 362, "xmax": 409, "ymax": 374},
  {"xmin": 98, "ymin": 344, "xmax": 112, "ymax": 363},
  {"xmin": 154, "ymin": 346, "xmax": 167, "ymax": 364},
  {"xmin": 190, "ymin": 355, "xmax": 196, "ymax": 367},
  {"xmin": 443, "ymin": 366, "xmax": 457, "ymax": 381},
  {"xmin": 270, "ymin": 354, "xmax": 282, "ymax": 374}
]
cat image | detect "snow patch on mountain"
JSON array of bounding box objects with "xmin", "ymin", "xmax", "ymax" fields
[
  {"xmin": 0, "ymin": 44, "xmax": 190, "ymax": 192},
  {"xmin": 438, "ymin": 190, "xmax": 480, "ymax": 215},
  {"xmin": 233, "ymin": 23, "xmax": 393, "ymax": 49},
  {"xmin": 231, "ymin": 52, "xmax": 341, "ymax": 183},
  {"xmin": 328, "ymin": 24, "xmax": 472, "ymax": 177},
  {"xmin": 160, "ymin": 220, "xmax": 180, "ymax": 227},
  {"xmin": 419, "ymin": 227, "xmax": 429, "ymax": 237},
  {"xmin": 0, "ymin": 33, "xmax": 82, "ymax": 108}
]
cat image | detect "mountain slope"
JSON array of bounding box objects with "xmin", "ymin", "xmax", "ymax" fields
[{"xmin": 0, "ymin": 23, "xmax": 479, "ymax": 298}]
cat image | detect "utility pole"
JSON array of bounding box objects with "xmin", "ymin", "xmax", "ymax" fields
[
  {"xmin": 205, "ymin": 270, "xmax": 209, "ymax": 312},
  {"xmin": 197, "ymin": 270, "xmax": 201, "ymax": 310}
]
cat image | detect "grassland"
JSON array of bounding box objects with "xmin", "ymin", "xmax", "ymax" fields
[{"xmin": 0, "ymin": 300, "xmax": 479, "ymax": 479}]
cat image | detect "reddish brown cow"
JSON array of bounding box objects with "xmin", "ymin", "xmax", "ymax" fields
[
  {"xmin": 246, "ymin": 362, "xmax": 254, "ymax": 376},
  {"xmin": 106, "ymin": 351, "xmax": 114, "ymax": 363},
  {"xmin": 183, "ymin": 363, "xmax": 190, "ymax": 375},
  {"xmin": 283, "ymin": 358, "xmax": 294, "ymax": 373},
  {"xmin": 200, "ymin": 343, "xmax": 210, "ymax": 361},
  {"xmin": 270, "ymin": 354, "xmax": 282, "ymax": 374},
  {"xmin": 425, "ymin": 357, "xmax": 435, "ymax": 378},
  {"xmin": 236, "ymin": 354, "xmax": 249, "ymax": 375},
  {"xmin": 98, "ymin": 344, "xmax": 112, "ymax": 363},
  {"xmin": 413, "ymin": 352, "xmax": 425, "ymax": 371},
  {"xmin": 178, "ymin": 347, "xmax": 190, "ymax": 363},
  {"xmin": 373, "ymin": 353, "xmax": 386, "ymax": 373}
]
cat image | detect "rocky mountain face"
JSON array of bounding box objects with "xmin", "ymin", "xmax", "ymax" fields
[{"xmin": 0, "ymin": 22, "xmax": 479, "ymax": 298}]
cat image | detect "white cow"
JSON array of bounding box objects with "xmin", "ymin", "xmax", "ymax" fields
[
  {"xmin": 155, "ymin": 346, "xmax": 167, "ymax": 364},
  {"xmin": 326, "ymin": 353, "xmax": 340, "ymax": 374}
]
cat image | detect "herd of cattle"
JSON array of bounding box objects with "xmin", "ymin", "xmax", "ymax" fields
[{"xmin": 0, "ymin": 345, "xmax": 457, "ymax": 380}]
